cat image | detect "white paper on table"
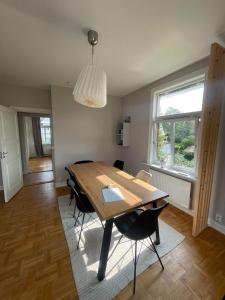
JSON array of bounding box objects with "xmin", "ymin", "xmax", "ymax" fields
[{"xmin": 102, "ymin": 187, "xmax": 124, "ymax": 202}]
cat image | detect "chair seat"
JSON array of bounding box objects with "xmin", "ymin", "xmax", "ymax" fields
[{"xmin": 114, "ymin": 208, "xmax": 159, "ymax": 241}]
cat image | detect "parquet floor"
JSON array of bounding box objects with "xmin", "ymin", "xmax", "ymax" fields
[
  {"xmin": 23, "ymin": 171, "xmax": 54, "ymax": 186},
  {"xmin": 0, "ymin": 183, "xmax": 224, "ymax": 300},
  {"xmin": 0, "ymin": 183, "xmax": 77, "ymax": 300},
  {"xmin": 29, "ymin": 157, "xmax": 53, "ymax": 173}
]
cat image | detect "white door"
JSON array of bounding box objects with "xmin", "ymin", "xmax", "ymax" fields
[{"xmin": 0, "ymin": 105, "xmax": 23, "ymax": 202}]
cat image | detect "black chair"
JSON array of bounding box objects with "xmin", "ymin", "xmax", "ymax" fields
[
  {"xmin": 113, "ymin": 160, "xmax": 124, "ymax": 170},
  {"xmin": 113, "ymin": 201, "xmax": 169, "ymax": 294},
  {"xmin": 65, "ymin": 161, "xmax": 93, "ymax": 205},
  {"xmin": 67, "ymin": 179, "xmax": 96, "ymax": 249},
  {"xmin": 65, "ymin": 166, "xmax": 77, "ymax": 205}
]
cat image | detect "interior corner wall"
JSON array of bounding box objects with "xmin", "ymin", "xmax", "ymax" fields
[{"xmin": 51, "ymin": 86, "xmax": 122, "ymax": 186}]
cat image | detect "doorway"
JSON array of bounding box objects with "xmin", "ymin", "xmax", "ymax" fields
[{"xmin": 18, "ymin": 113, "xmax": 54, "ymax": 186}]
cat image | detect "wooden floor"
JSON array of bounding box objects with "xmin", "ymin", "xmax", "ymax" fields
[
  {"xmin": 0, "ymin": 183, "xmax": 225, "ymax": 300},
  {"xmin": 0, "ymin": 183, "xmax": 77, "ymax": 300},
  {"xmin": 29, "ymin": 157, "xmax": 53, "ymax": 173},
  {"xmin": 23, "ymin": 171, "xmax": 54, "ymax": 187}
]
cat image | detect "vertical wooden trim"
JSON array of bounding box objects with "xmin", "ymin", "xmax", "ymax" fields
[{"xmin": 192, "ymin": 43, "xmax": 225, "ymax": 236}]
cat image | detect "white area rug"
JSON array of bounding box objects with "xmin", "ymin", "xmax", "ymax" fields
[{"xmin": 58, "ymin": 195, "xmax": 185, "ymax": 300}]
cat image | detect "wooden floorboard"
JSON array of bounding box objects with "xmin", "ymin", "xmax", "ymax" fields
[
  {"xmin": 29, "ymin": 157, "xmax": 53, "ymax": 173},
  {"xmin": 0, "ymin": 183, "xmax": 224, "ymax": 300},
  {"xmin": 23, "ymin": 171, "xmax": 54, "ymax": 187},
  {"xmin": 0, "ymin": 183, "xmax": 77, "ymax": 300}
]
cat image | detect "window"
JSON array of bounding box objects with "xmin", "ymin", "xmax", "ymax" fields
[
  {"xmin": 40, "ymin": 117, "xmax": 51, "ymax": 145},
  {"xmin": 152, "ymin": 77, "xmax": 204, "ymax": 175}
]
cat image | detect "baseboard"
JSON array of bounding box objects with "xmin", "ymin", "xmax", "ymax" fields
[
  {"xmin": 0, "ymin": 185, "xmax": 3, "ymax": 191},
  {"xmin": 208, "ymin": 218, "xmax": 225, "ymax": 235},
  {"xmin": 55, "ymin": 181, "xmax": 66, "ymax": 188},
  {"xmin": 169, "ymin": 201, "xmax": 193, "ymax": 216}
]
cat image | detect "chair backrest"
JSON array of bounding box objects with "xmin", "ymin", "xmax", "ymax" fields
[
  {"xmin": 128, "ymin": 201, "xmax": 169, "ymax": 240},
  {"xmin": 136, "ymin": 170, "xmax": 152, "ymax": 183},
  {"xmin": 74, "ymin": 160, "xmax": 93, "ymax": 164},
  {"xmin": 65, "ymin": 166, "xmax": 76, "ymax": 182},
  {"xmin": 113, "ymin": 160, "xmax": 124, "ymax": 170},
  {"xmin": 66, "ymin": 178, "xmax": 87, "ymax": 211}
]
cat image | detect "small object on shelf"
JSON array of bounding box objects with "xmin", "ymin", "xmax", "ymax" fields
[
  {"xmin": 125, "ymin": 116, "xmax": 131, "ymax": 123},
  {"xmin": 116, "ymin": 121, "xmax": 130, "ymax": 146}
]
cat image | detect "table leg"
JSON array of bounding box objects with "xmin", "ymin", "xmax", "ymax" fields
[
  {"xmin": 97, "ymin": 219, "xmax": 113, "ymax": 281},
  {"xmin": 153, "ymin": 201, "xmax": 160, "ymax": 245}
]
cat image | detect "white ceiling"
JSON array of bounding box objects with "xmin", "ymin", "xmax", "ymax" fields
[{"xmin": 0, "ymin": 0, "xmax": 225, "ymax": 97}]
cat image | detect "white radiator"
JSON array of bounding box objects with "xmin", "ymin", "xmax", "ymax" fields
[{"xmin": 150, "ymin": 169, "xmax": 191, "ymax": 209}]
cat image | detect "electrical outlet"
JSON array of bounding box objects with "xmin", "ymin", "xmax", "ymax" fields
[{"xmin": 215, "ymin": 214, "xmax": 223, "ymax": 223}]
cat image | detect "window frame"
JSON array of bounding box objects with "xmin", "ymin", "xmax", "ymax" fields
[{"xmin": 150, "ymin": 75, "xmax": 205, "ymax": 176}]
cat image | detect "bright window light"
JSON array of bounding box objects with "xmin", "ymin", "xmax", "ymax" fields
[{"xmin": 158, "ymin": 82, "xmax": 204, "ymax": 117}]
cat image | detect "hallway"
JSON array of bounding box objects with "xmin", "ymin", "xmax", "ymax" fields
[
  {"xmin": 23, "ymin": 157, "xmax": 54, "ymax": 187},
  {"xmin": 23, "ymin": 170, "xmax": 54, "ymax": 186},
  {"xmin": 29, "ymin": 156, "xmax": 53, "ymax": 173}
]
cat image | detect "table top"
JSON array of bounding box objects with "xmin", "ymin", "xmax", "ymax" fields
[{"xmin": 70, "ymin": 161, "xmax": 169, "ymax": 220}]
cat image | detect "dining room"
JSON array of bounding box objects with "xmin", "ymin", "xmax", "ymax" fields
[{"xmin": 1, "ymin": 1, "xmax": 225, "ymax": 299}]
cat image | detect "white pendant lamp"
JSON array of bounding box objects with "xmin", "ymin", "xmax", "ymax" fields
[{"xmin": 73, "ymin": 30, "xmax": 107, "ymax": 108}]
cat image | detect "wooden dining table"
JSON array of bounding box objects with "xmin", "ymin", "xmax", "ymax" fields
[{"xmin": 70, "ymin": 161, "xmax": 169, "ymax": 281}]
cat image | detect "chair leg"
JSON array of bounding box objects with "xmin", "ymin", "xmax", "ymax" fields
[
  {"xmin": 100, "ymin": 220, "xmax": 105, "ymax": 229},
  {"xmin": 149, "ymin": 236, "xmax": 164, "ymax": 270},
  {"xmin": 77, "ymin": 213, "xmax": 85, "ymax": 250},
  {"xmin": 74, "ymin": 211, "xmax": 80, "ymax": 227},
  {"xmin": 69, "ymin": 189, "xmax": 74, "ymax": 205},
  {"xmin": 107, "ymin": 234, "xmax": 124, "ymax": 262},
  {"xmin": 133, "ymin": 241, "xmax": 137, "ymax": 295},
  {"xmin": 73, "ymin": 202, "xmax": 77, "ymax": 218}
]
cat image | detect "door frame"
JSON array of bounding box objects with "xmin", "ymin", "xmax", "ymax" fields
[{"xmin": 13, "ymin": 106, "xmax": 54, "ymax": 179}]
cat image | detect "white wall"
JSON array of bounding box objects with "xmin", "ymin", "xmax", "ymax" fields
[
  {"xmin": 0, "ymin": 83, "xmax": 50, "ymax": 109},
  {"xmin": 121, "ymin": 86, "xmax": 151, "ymax": 174},
  {"xmin": 51, "ymin": 86, "xmax": 122, "ymax": 185},
  {"xmin": 209, "ymin": 95, "xmax": 225, "ymax": 231}
]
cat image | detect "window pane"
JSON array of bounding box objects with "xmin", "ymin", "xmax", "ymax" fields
[
  {"xmin": 156, "ymin": 122, "xmax": 172, "ymax": 165},
  {"xmin": 158, "ymin": 81, "xmax": 204, "ymax": 116},
  {"xmin": 174, "ymin": 120, "xmax": 196, "ymax": 169},
  {"xmin": 40, "ymin": 117, "xmax": 50, "ymax": 126},
  {"xmin": 40, "ymin": 117, "xmax": 51, "ymax": 145}
]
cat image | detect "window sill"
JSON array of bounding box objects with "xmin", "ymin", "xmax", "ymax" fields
[{"xmin": 142, "ymin": 162, "xmax": 197, "ymax": 183}]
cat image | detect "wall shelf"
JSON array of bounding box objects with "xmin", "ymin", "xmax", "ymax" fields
[{"xmin": 116, "ymin": 122, "xmax": 130, "ymax": 146}]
